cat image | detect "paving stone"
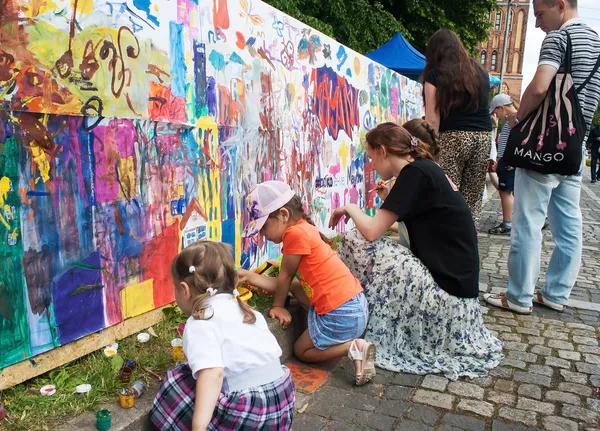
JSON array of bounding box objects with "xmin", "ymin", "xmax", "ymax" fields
[
  {"xmin": 530, "ymin": 345, "xmax": 552, "ymax": 356},
  {"xmin": 548, "ymin": 340, "xmax": 575, "ymax": 350},
  {"xmin": 487, "ymin": 390, "xmax": 517, "ymax": 406},
  {"xmin": 441, "ymin": 412, "xmax": 486, "ymax": 431},
  {"xmin": 470, "ymin": 376, "xmax": 493, "ymax": 388},
  {"xmin": 407, "ymin": 404, "xmax": 440, "ymax": 426},
  {"xmin": 375, "ymin": 399, "xmax": 411, "ymax": 418},
  {"xmin": 499, "ymin": 333, "xmax": 522, "ymax": 342},
  {"xmin": 420, "ymin": 375, "xmax": 449, "ymax": 392},
  {"xmin": 490, "ymin": 367, "xmax": 514, "ymax": 379},
  {"xmin": 517, "ymin": 384, "xmax": 542, "ymax": 400},
  {"xmin": 577, "ymin": 362, "xmax": 600, "ymax": 375},
  {"xmin": 502, "ymin": 358, "xmax": 527, "ymax": 370},
  {"xmin": 366, "ymin": 413, "xmax": 396, "ymax": 431},
  {"xmin": 567, "ymin": 323, "xmax": 596, "ymax": 331},
  {"xmin": 393, "ymin": 420, "xmax": 434, "ymax": 431},
  {"xmin": 591, "ymin": 375, "xmax": 600, "ymax": 387},
  {"xmin": 558, "ymin": 382, "xmax": 594, "ymax": 398},
  {"xmin": 327, "ymin": 421, "xmax": 364, "ymax": 431},
  {"xmin": 488, "ymin": 324, "xmax": 514, "ymax": 332},
  {"xmin": 343, "ymin": 394, "xmax": 379, "ymax": 412},
  {"xmin": 292, "ymin": 413, "xmax": 328, "ymax": 430},
  {"xmin": 497, "ymin": 318, "xmax": 519, "ymax": 327},
  {"xmin": 580, "ymin": 345, "xmax": 600, "ymax": 355},
  {"xmin": 522, "ymin": 321, "xmax": 545, "ymax": 330},
  {"xmin": 412, "ymin": 389, "xmax": 454, "ymax": 410},
  {"xmin": 588, "ymin": 398, "xmax": 600, "ymax": 413},
  {"xmin": 558, "ymin": 350, "xmax": 582, "ymax": 361},
  {"xmin": 528, "ymin": 365, "xmax": 554, "ymax": 377},
  {"xmin": 504, "ymin": 342, "xmax": 528, "ymax": 352},
  {"xmin": 562, "ymin": 404, "xmax": 599, "ymax": 423},
  {"xmin": 574, "ymin": 336, "xmax": 600, "ymax": 347},
  {"xmin": 545, "ymin": 390, "xmax": 581, "ymax": 406},
  {"xmin": 545, "ymin": 356, "xmax": 571, "ymax": 369},
  {"xmin": 328, "ymin": 406, "xmax": 368, "ymax": 423},
  {"xmin": 457, "ymin": 399, "xmax": 494, "ymax": 418},
  {"xmin": 560, "ymin": 369, "xmax": 589, "ymax": 384},
  {"xmin": 495, "ymin": 379, "xmax": 515, "ymax": 392},
  {"xmin": 572, "ymin": 329, "xmax": 597, "ymax": 338},
  {"xmin": 508, "ymin": 351, "xmax": 538, "ymax": 363},
  {"xmin": 526, "ymin": 336, "xmax": 546, "ymax": 346},
  {"xmin": 517, "ymin": 397, "xmax": 555, "ymax": 414},
  {"xmin": 306, "ymin": 400, "xmax": 332, "ymax": 418},
  {"xmin": 585, "ymin": 354, "xmax": 600, "ymax": 365},
  {"xmin": 392, "ymin": 373, "xmax": 423, "ymax": 387},
  {"xmin": 437, "ymin": 425, "xmax": 463, "ymax": 431},
  {"xmin": 448, "ymin": 381, "xmax": 485, "ymax": 399},
  {"xmin": 491, "ymin": 420, "xmax": 529, "ymax": 431},
  {"xmin": 498, "ymin": 407, "xmax": 538, "ymax": 427},
  {"xmin": 541, "ymin": 318, "xmax": 565, "ymax": 327},
  {"xmin": 543, "ymin": 331, "xmax": 569, "ymax": 341},
  {"xmin": 516, "ymin": 327, "xmax": 540, "ymax": 336},
  {"xmin": 542, "ymin": 416, "xmax": 579, "ymax": 431},
  {"xmin": 513, "ymin": 371, "xmax": 552, "ymax": 387},
  {"xmin": 383, "ymin": 386, "xmax": 414, "ymax": 401}
]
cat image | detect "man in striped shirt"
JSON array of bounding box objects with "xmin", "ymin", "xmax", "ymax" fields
[{"xmin": 485, "ymin": 0, "xmax": 600, "ymax": 315}]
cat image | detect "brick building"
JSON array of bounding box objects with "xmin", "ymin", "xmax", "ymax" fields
[{"xmin": 478, "ymin": 0, "xmax": 531, "ymax": 101}]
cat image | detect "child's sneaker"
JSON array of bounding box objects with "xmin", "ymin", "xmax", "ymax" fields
[{"xmin": 488, "ymin": 223, "xmax": 511, "ymax": 235}]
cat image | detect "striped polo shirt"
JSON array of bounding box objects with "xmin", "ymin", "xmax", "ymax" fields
[
  {"xmin": 497, "ymin": 123, "xmax": 510, "ymax": 158},
  {"xmin": 538, "ymin": 19, "xmax": 600, "ymax": 142}
]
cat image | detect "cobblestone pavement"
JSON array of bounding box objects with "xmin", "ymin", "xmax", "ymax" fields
[{"xmin": 291, "ymin": 170, "xmax": 600, "ymax": 430}]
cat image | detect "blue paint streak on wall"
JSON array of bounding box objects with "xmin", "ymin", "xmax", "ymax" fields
[
  {"xmin": 53, "ymin": 250, "xmax": 104, "ymax": 345},
  {"xmin": 115, "ymin": 200, "xmax": 145, "ymax": 259},
  {"xmin": 209, "ymin": 50, "xmax": 226, "ymax": 71},
  {"xmin": 133, "ymin": 0, "xmax": 160, "ymax": 27},
  {"xmin": 169, "ymin": 22, "xmax": 187, "ymax": 98},
  {"xmin": 193, "ymin": 41, "xmax": 208, "ymax": 117}
]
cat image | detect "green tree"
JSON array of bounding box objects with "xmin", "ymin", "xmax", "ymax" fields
[
  {"xmin": 376, "ymin": 0, "xmax": 498, "ymax": 54},
  {"xmin": 263, "ymin": 0, "xmax": 497, "ymax": 56}
]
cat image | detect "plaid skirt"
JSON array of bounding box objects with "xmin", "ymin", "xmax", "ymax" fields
[{"xmin": 149, "ymin": 363, "xmax": 295, "ymax": 431}]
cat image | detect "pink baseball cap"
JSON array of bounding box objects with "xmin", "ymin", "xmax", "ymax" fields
[{"xmin": 243, "ymin": 181, "xmax": 295, "ymax": 237}]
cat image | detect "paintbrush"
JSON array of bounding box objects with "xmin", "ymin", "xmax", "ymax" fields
[{"xmin": 368, "ymin": 179, "xmax": 393, "ymax": 193}]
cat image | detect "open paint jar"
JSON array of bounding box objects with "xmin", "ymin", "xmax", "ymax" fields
[
  {"xmin": 171, "ymin": 338, "xmax": 184, "ymax": 361},
  {"xmin": 96, "ymin": 409, "xmax": 111, "ymax": 430},
  {"xmin": 119, "ymin": 389, "xmax": 134, "ymax": 409}
]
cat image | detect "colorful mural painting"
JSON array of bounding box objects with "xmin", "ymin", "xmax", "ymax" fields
[{"xmin": 0, "ymin": 0, "xmax": 423, "ymax": 369}]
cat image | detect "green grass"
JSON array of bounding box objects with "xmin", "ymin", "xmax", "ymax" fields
[{"xmin": 0, "ymin": 308, "xmax": 184, "ymax": 431}]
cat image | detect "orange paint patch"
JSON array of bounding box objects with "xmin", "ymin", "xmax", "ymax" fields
[{"xmin": 287, "ymin": 362, "xmax": 330, "ymax": 393}]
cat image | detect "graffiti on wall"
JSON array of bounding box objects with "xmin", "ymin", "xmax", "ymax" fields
[{"xmin": 0, "ymin": 0, "xmax": 422, "ymax": 369}]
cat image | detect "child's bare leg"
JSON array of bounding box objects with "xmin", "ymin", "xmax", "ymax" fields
[{"xmin": 293, "ymin": 330, "xmax": 369, "ymax": 373}]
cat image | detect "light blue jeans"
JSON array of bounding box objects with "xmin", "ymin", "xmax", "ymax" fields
[{"xmin": 506, "ymin": 166, "xmax": 583, "ymax": 308}]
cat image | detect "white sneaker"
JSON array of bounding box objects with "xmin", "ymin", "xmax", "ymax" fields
[
  {"xmin": 483, "ymin": 292, "xmax": 533, "ymax": 315},
  {"xmin": 533, "ymin": 290, "xmax": 564, "ymax": 312}
]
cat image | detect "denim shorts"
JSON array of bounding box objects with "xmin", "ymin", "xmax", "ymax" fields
[
  {"xmin": 497, "ymin": 159, "xmax": 515, "ymax": 192},
  {"xmin": 308, "ymin": 292, "xmax": 369, "ymax": 350}
]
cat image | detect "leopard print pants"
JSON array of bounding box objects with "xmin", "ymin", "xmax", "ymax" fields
[{"xmin": 437, "ymin": 130, "xmax": 491, "ymax": 228}]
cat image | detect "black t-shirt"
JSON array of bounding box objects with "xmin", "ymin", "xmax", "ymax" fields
[
  {"xmin": 381, "ymin": 160, "xmax": 479, "ymax": 298},
  {"xmin": 425, "ymin": 68, "xmax": 493, "ymax": 133},
  {"xmin": 588, "ymin": 126, "xmax": 600, "ymax": 146}
]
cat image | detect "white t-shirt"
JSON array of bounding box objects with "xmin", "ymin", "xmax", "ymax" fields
[{"xmin": 183, "ymin": 294, "xmax": 282, "ymax": 379}]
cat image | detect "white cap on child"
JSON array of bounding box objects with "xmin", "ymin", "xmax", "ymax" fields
[
  {"xmin": 242, "ymin": 181, "xmax": 295, "ymax": 237},
  {"xmin": 489, "ymin": 94, "xmax": 513, "ymax": 114}
]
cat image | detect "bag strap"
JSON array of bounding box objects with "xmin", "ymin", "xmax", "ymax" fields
[
  {"xmin": 564, "ymin": 32, "xmax": 573, "ymax": 74},
  {"xmin": 576, "ymin": 52, "xmax": 600, "ymax": 94}
]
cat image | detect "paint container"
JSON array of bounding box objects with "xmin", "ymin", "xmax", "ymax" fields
[
  {"xmin": 103, "ymin": 343, "xmax": 119, "ymax": 358},
  {"xmin": 137, "ymin": 332, "xmax": 150, "ymax": 343},
  {"xmin": 119, "ymin": 388, "xmax": 135, "ymax": 409},
  {"xmin": 177, "ymin": 322, "xmax": 186, "ymax": 336},
  {"xmin": 171, "ymin": 338, "xmax": 184, "ymax": 361},
  {"xmin": 75, "ymin": 384, "xmax": 92, "ymax": 394},
  {"xmin": 118, "ymin": 365, "xmax": 134, "ymax": 383},
  {"xmin": 40, "ymin": 385, "xmax": 56, "ymax": 396},
  {"xmin": 0, "ymin": 401, "xmax": 6, "ymax": 421},
  {"xmin": 131, "ymin": 381, "xmax": 147, "ymax": 398},
  {"xmin": 96, "ymin": 409, "xmax": 111, "ymax": 431}
]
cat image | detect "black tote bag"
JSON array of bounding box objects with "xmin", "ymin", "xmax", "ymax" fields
[{"xmin": 503, "ymin": 33, "xmax": 600, "ymax": 175}]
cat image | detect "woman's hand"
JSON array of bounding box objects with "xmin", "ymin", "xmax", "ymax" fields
[
  {"xmin": 375, "ymin": 179, "xmax": 390, "ymax": 200},
  {"xmin": 328, "ymin": 206, "xmax": 350, "ymax": 228}
]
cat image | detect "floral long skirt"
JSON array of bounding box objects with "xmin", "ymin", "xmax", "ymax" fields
[{"xmin": 337, "ymin": 229, "xmax": 503, "ymax": 380}]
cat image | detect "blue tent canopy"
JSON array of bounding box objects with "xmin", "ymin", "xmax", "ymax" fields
[{"xmin": 367, "ymin": 32, "xmax": 501, "ymax": 87}]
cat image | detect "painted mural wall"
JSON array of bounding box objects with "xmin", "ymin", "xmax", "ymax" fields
[{"xmin": 0, "ymin": 0, "xmax": 423, "ymax": 369}]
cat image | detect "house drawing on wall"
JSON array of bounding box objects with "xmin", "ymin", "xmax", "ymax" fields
[{"xmin": 180, "ymin": 198, "xmax": 208, "ymax": 248}]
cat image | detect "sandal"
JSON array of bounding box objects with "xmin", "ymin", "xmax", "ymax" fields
[
  {"xmin": 488, "ymin": 223, "xmax": 511, "ymax": 235},
  {"xmin": 483, "ymin": 292, "xmax": 532, "ymax": 315},
  {"xmin": 348, "ymin": 339, "xmax": 376, "ymax": 386},
  {"xmin": 533, "ymin": 290, "xmax": 564, "ymax": 312}
]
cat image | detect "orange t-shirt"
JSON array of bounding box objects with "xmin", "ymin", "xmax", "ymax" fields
[{"xmin": 281, "ymin": 220, "xmax": 363, "ymax": 315}]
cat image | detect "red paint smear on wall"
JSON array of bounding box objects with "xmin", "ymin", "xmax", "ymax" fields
[
  {"xmin": 140, "ymin": 222, "xmax": 179, "ymax": 307},
  {"xmin": 148, "ymin": 82, "xmax": 187, "ymax": 124},
  {"xmin": 213, "ymin": 0, "xmax": 230, "ymax": 30}
]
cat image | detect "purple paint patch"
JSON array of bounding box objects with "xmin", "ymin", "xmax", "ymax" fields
[{"xmin": 52, "ymin": 250, "xmax": 105, "ymax": 345}]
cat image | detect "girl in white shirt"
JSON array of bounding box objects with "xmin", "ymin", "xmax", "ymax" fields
[{"xmin": 149, "ymin": 241, "xmax": 295, "ymax": 431}]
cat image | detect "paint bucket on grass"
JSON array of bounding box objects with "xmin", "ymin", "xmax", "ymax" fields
[
  {"xmin": 119, "ymin": 388, "xmax": 135, "ymax": 409},
  {"xmin": 118, "ymin": 360, "xmax": 136, "ymax": 383},
  {"xmin": 96, "ymin": 409, "xmax": 111, "ymax": 431}
]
